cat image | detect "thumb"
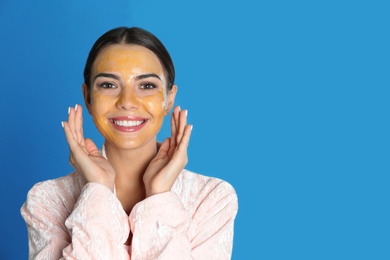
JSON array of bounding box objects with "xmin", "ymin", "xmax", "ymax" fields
[
  {"xmin": 84, "ymin": 138, "xmax": 101, "ymax": 157},
  {"xmin": 154, "ymin": 138, "xmax": 170, "ymax": 160}
]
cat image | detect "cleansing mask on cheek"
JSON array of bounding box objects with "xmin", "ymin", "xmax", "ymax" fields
[{"xmin": 86, "ymin": 44, "xmax": 173, "ymax": 150}]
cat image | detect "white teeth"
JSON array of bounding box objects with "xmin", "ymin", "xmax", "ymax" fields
[{"xmin": 113, "ymin": 120, "xmax": 144, "ymax": 127}]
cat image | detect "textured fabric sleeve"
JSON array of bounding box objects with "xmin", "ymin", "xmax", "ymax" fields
[
  {"xmin": 129, "ymin": 192, "xmax": 192, "ymax": 260},
  {"xmin": 129, "ymin": 180, "xmax": 238, "ymax": 260},
  {"xmin": 190, "ymin": 180, "xmax": 238, "ymax": 259},
  {"xmin": 21, "ymin": 182, "xmax": 130, "ymax": 260}
]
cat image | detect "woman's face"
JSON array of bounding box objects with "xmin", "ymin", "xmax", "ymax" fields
[{"xmin": 84, "ymin": 44, "xmax": 176, "ymax": 150}]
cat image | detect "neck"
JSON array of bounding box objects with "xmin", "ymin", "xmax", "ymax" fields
[{"xmin": 103, "ymin": 139, "xmax": 158, "ymax": 214}]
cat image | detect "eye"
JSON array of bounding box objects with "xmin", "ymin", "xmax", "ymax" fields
[
  {"xmin": 140, "ymin": 83, "xmax": 157, "ymax": 90},
  {"xmin": 98, "ymin": 82, "xmax": 117, "ymax": 89}
]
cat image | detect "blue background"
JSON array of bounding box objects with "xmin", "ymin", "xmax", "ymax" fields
[{"xmin": 0, "ymin": 0, "xmax": 389, "ymax": 259}]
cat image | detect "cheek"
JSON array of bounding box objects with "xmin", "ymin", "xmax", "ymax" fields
[
  {"xmin": 143, "ymin": 91, "xmax": 167, "ymax": 115},
  {"xmin": 91, "ymin": 94, "xmax": 105, "ymax": 114},
  {"xmin": 90, "ymin": 94, "xmax": 111, "ymax": 127}
]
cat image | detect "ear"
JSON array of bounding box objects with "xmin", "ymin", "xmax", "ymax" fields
[
  {"xmin": 165, "ymin": 84, "xmax": 178, "ymax": 116},
  {"xmin": 82, "ymin": 83, "xmax": 92, "ymax": 114}
]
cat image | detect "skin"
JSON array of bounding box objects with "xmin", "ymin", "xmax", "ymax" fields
[
  {"xmin": 62, "ymin": 44, "xmax": 193, "ymax": 219},
  {"xmin": 87, "ymin": 45, "xmax": 170, "ymax": 150}
]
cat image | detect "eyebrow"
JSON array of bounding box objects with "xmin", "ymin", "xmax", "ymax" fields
[
  {"xmin": 94, "ymin": 73, "xmax": 162, "ymax": 81},
  {"xmin": 94, "ymin": 73, "xmax": 120, "ymax": 81},
  {"xmin": 136, "ymin": 73, "xmax": 162, "ymax": 81}
]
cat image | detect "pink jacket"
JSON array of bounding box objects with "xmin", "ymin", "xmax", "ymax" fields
[{"xmin": 21, "ymin": 169, "xmax": 238, "ymax": 259}]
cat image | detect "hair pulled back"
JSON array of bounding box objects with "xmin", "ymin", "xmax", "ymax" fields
[{"xmin": 83, "ymin": 27, "xmax": 175, "ymax": 92}]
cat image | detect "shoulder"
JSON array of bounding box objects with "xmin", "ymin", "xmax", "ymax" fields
[
  {"xmin": 173, "ymin": 169, "xmax": 238, "ymax": 212},
  {"xmin": 23, "ymin": 172, "xmax": 84, "ymax": 213},
  {"xmin": 175, "ymin": 169, "xmax": 236, "ymax": 194},
  {"xmin": 26, "ymin": 172, "xmax": 83, "ymax": 196}
]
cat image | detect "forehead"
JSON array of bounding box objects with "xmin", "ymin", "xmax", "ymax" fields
[{"xmin": 92, "ymin": 44, "xmax": 164, "ymax": 74}]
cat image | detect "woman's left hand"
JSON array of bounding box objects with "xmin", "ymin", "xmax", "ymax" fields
[{"xmin": 143, "ymin": 106, "xmax": 192, "ymax": 197}]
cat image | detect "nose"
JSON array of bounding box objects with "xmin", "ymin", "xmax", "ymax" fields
[{"xmin": 116, "ymin": 86, "xmax": 140, "ymax": 110}]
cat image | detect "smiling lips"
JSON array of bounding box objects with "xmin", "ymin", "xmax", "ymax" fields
[{"xmin": 109, "ymin": 116, "xmax": 148, "ymax": 132}]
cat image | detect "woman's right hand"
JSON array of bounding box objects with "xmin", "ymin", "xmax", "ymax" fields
[{"xmin": 62, "ymin": 104, "xmax": 116, "ymax": 192}]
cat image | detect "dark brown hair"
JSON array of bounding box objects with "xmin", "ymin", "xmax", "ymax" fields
[{"xmin": 83, "ymin": 27, "xmax": 175, "ymax": 92}]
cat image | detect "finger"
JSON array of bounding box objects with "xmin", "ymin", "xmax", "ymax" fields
[
  {"xmin": 154, "ymin": 138, "xmax": 170, "ymax": 161},
  {"xmin": 170, "ymin": 112, "xmax": 177, "ymax": 143},
  {"xmin": 161, "ymin": 126, "xmax": 192, "ymax": 180},
  {"xmin": 74, "ymin": 104, "xmax": 85, "ymax": 145},
  {"xmin": 169, "ymin": 109, "xmax": 178, "ymax": 157},
  {"xmin": 176, "ymin": 109, "xmax": 188, "ymax": 145},
  {"xmin": 63, "ymin": 121, "xmax": 81, "ymax": 151},
  {"xmin": 63, "ymin": 121, "xmax": 86, "ymax": 165},
  {"xmin": 172, "ymin": 106, "xmax": 180, "ymax": 140},
  {"xmin": 62, "ymin": 121, "xmax": 74, "ymax": 164},
  {"xmin": 84, "ymin": 138, "xmax": 102, "ymax": 157},
  {"xmin": 67, "ymin": 106, "xmax": 78, "ymax": 141},
  {"xmin": 177, "ymin": 124, "xmax": 192, "ymax": 149},
  {"xmin": 173, "ymin": 106, "xmax": 180, "ymax": 129},
  {"xmin": 170, "ymin": 124, "xmax": 192, "ymax": 161},
  {"xmin": 171, "ymin": 106, "xmax": 180, "ymax": 138}
]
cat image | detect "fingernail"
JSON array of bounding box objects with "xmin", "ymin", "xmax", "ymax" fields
[
  {"xmin": 68, "ymin": 107, "xmax": 71, "ymax": 114},
  {"xmin": 61, "ymin": 121, "xmax": 64, "ymax": 128},
  {"xmin": 75, "ymin": 104, "xmax": 78, "ymax": 111},
  {"xmin": 178, "ymin": 106, "xmax": 181, "ymax": 111},
  {"xmin": 185, "ymin": 110, "xmax": 188, "ymax": 117},
  {"xmin": 190, "ymin": 125, "xmax": 193, "ymax": 131}
]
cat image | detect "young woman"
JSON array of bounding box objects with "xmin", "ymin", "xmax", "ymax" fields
[{"xmin": 21, "ymin": 27, "xmax": 238, "ymax": 259}]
